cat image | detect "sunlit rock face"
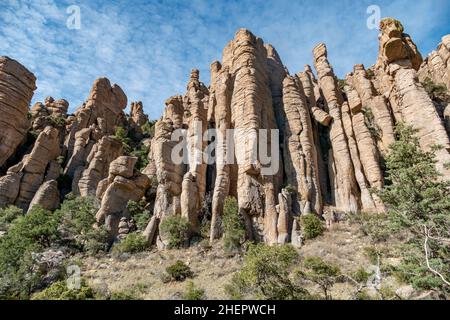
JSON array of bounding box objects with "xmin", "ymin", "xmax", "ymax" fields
[{"xmin": 1, "ymin": 18, "xmax": 449, "ymax": 247}]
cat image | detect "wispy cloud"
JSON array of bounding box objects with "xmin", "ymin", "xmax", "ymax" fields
[{"xmin": 0, "ymin": 0, "xmax": 449, "ymax": 119}]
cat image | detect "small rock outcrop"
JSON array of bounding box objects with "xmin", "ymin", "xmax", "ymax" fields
[{"xmin": 96, "ymin": 156, "xmax": 150, "ymax": 238}]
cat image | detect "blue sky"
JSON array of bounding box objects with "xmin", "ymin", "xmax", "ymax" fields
[{"xmin": 1, "ymin": 0, "xmax": 449, "ymax": 119}]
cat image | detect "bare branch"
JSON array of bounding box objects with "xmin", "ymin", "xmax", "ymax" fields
[{"xmin": 424, "ymin": 226, "xmax": 450, "ymax": 287}]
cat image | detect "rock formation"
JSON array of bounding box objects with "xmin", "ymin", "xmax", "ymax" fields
[
  {"xmin": 1, "ymin": 18, "xmax": 449, "ymax": 248},
  {"xmin": 96, "ymin": 156, "xmax": 150, "ymax": 237},
  {"xmin": 375, "ymin": 18, "xmax": 450, "ymax": 179},
  {"xmin": 313, "ymin": 43, "xmax": 360, "ymax": 213},
  {"xmin": 0, "ymin": 57, "xmax": 36, "ymax": 169}
]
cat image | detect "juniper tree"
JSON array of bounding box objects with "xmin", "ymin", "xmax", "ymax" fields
[{"xmin": 378, "ymin": 124, "xmax": 450, "ymax": 293}]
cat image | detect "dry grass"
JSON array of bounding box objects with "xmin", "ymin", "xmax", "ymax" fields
[
  {"xmin": 81, "ymin": 242, "xmax": 242, "ymax": 300},
  {"xmin": 80, "ymin": 221, "xmax": 407, "ymax": 300}
]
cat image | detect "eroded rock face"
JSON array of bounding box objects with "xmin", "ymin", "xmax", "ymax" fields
[
  {"xmin": 181, "ymin": 69, "xmax": 209, "ymax": 235},
  {"xmin": 96, "ymin": 156, "xmax": 150, "ymax": 238},
  {"xmin": 282, "ymin": 76, "xmax": 322, "ymax": 215},
  {"xmin": 2, "ymin": 19, "xmax": 450, "ymax": 249},
  {"xmin": 313, "ymin": 43, "xmax": 360, "ymax": 213},
  {"xmin": 419, "ymin": 35, "xmax": 450, "ymax": 90},
  {"xmin": 143, "ymin": 96, "xmax": 185, "ymax": 245},
  {"xmin": 375, "ymin": 18, "xmax": 450, "ymax": 179},
  {"xmin": 210, "ymin": 64, "xmax": 233, "ymax": 241},
  {"xmin": 0, "ymin": 126, "xmax": 60, "ymax": 210},
  {"xmin": 65, "ymin": 78, "xmax": 127, "ymax": 178},
  {"xmin": 0, "ymin": 57, "xmax": 36, "ymax": 168},
  {"xmin": 77, "ymin": 136, "xmax": 123, "ymax": 196},
  {"xmin": 28, "ymin": 180, "xmax": 60, "ymax": 213}
]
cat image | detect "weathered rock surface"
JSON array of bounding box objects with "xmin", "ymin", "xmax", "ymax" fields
[
  {"xmin": 28, "ymin": 180, "xmax": 60, "ymax": 213},
  {"xmin": 0, "ymin": 126, "xmax": 61, "ymax": 211},
  {"xmin": 65, "ymin": 78, "xmax": 127, "ymax": 178},
  {"xmin": 1, "ymin": 18, "xmax": 449, "ymax": 250},
  {"xmin": 313, "ymin": 43, "xmax": 360, "ymax": 213},
  {"xmin": 77, "ymin": 136, "xmax": 123, "ymax": 196},
  {"xmin": 0, "ymin": 56, "xmax": 36, "ymax": 168},
  {"xmin": 96, "ymin": 156, "xmax": 150, "ymax": 238},
  {"xmin": 282, "ymin": 76, "xmax": 322, "ymax": 215},
  {"xmin": 375, "ymin": 18, "xmax": 450, "ymax": 179}
]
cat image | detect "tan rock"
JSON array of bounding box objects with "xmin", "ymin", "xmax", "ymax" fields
[
  {"xmin": 0, "ymin": 57, "xmax": 36, "ymax": 168},
  {"xmin": 210, "ymin": 66, "xmax": 233, "ymax": 241},
  {"xmin": 276, "ymin": 189, "xmax": 292, "ymax": 244},
  {"xmin": 64, "ymin": 78, "xmax": 127, "ymax": 178},
  {"xmin": 28, "ymin": 180, "xmax": 60, "ymax": 213},
  {"xmin": 96, "ymin": 156, "xmax": 150, "ymax": 237},
  {"xmin": 181, "ymin": 69, "xmax": 209, "ymax": 235},
  {"xmin": 282, "ymin": 76, "xmax": 322, "ymax": 215},
  {"xmin": 13, "ymin": 126, "xmax": 60, "ymax": 210},
  {"xmin": 78, "ymin": 136, "xmax": 123, "ymax": 196},
  {"xmin": 313, "ymin": 43, "xmax": 360, "ymax": 212}
]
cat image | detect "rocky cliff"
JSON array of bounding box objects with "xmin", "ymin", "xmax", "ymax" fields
[{"xmin": 1, "ymin": 18, "xmax": 449, "ymax": 248}]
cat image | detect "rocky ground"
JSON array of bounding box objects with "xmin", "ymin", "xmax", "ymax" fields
[{"xmin": 80, "ymin": 221, "xmax": 417, "ymax": 300}]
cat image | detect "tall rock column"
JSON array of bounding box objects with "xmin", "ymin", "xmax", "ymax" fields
[
  {"xmin": 282, "ymin": 76, "xmax": 323, "ymax": 215},
  {"xmin": 313, "ymin": 44, "xmax": 360, "ymax": 212},
  {"xmin": 377, "ymin": 18, "xmax": 450, "ymax": 179},
  {"xmin": 298, "ymin": 67, "xmax": 332, "ymax": 207},
  {"xmin": 0, "ymin": 57, "xmax": 36, "ymax": 168},
  {"xmin": 351, "ymin": 64, "xmax": 395, "ymax": 154},
  {"xmin": 210, "ymin": 64, "xmax": 233, "ymax": 241},
  {"xmin": 144, "ymin": 96, "xmax": 185, "ymax": 244},
  {"xmin": 222, "ymin": 29, "xmax": 281, "ymax": 243},
  {"xmin": 181, "ymin": 69, "xmax": 209, "ymax": 234}
]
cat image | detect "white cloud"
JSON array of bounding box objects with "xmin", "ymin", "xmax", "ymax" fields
[{"xmin": 0, "ymin": 0, "xmax": 449, "ymax": 120}]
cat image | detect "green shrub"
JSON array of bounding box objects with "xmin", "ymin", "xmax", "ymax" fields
[
  {"xmin": 222, "ymin": 197, "xmax": 245, "ymax": 254},
  {"xmin": 109, "ymin": 291, "xmax": 140, "ymax": 300},
  {"xmin": 356, "ymin": 289, "xmax": 376, "ymax": 300},
  {"xmin": 0, "ymin": 206, "xmax": 23, "ymax": 231},
  {"xmin": 422, "ymin": 77, "xmax": 448, "ymax": 99},
  {"xmin": 141, "ymin": 120, "xmax": 157, "ymax": 138},
  {"xmin": 127, "ymin": 200, "xmax": 151, "ymax": 231},
  {"xmin": 337, "ymin": 79, "xmax": 347, "ymax": 91},
  {"xmin": 131, "ymin": 144, "xmax": 149, "ymax": 171},
  {"xmin": 32, "ymin": 279, "xmax": 96, "ymax": 300},
  {"xmin": 83, "ymin": 227, "xmax": 110, "ymax": 256},
  {"xmin": 299, "ymin": 214, "xmax": 324, "ymax": 240},
  {"xmin": 362, "ymin": 107, "xmax": 381, "ymax": 142},
  {"xmin": 366, "ymin": 69, "xmax": 375, "ymax": 79},
  {"xmin": 350, "ymin": 212, "xmax": 398, "ymax": 242},
  {"xmin": 166, "ymin": 260, "xmax": 194, "ymax": 282},
  {"xmin": 49, "ymin": 114, "xmax": 66, "ymax": 127},
  {"xmin": 159, "ymin": 215, "xmax": 190, "ymax": 249},
  {"xmin": 182, "ymin": 281, "xmax": 205, "ymax": 300},
  {"xmin": 298, "ymin": 257, "xmax": 341, "ymax": 300},
  {"xmin": 113, "ymin": 126, "xmax": 132, "ymax": 154},
  {"xmin": 363, "ymin": 246, "xmax": 384, "ymax": 265},
  {"xmin": 57, "ymin": 196, "xmax": 100, "ymax": 251},
  {"xmin": 0, "ymin": 206, "xmax": 62, "ymax": 299},
  {"xmin": 225, "ymin": 244, "xmax": 309, "ymax": 300},
  {"xmin": 112, "ymin": 233, "xmax": 148, "ymax": 254},
  {"xmin": 352, "ymin": 268, "xmax": 372, "ymax": 283}
]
